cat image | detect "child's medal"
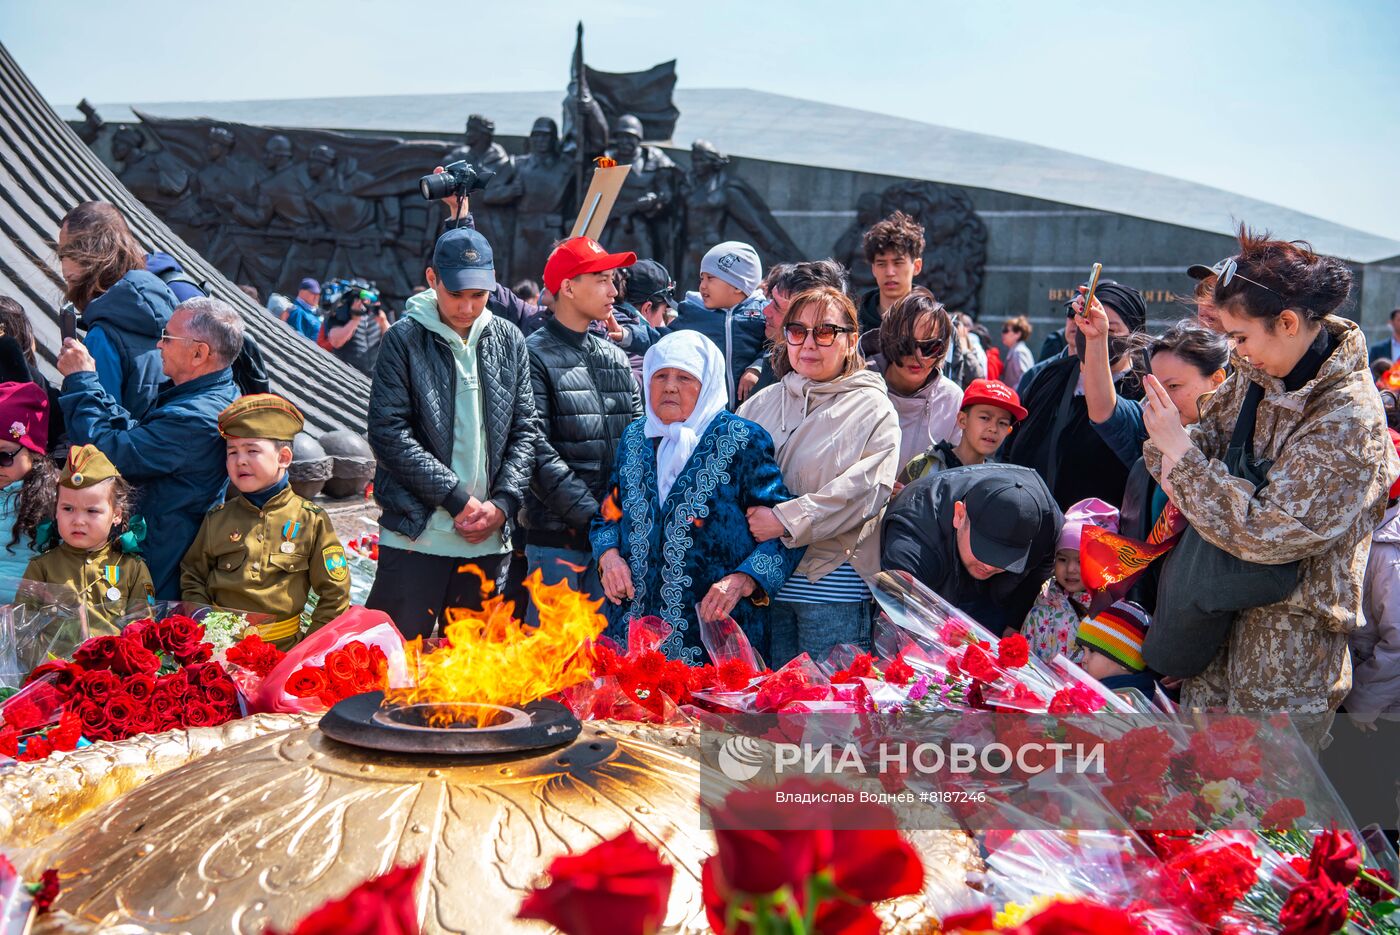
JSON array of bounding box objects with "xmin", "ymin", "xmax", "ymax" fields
[
  {"xmin": 103, "ymin": 565, "xmax": 121, "ymax": 601},
  {"xmin": 280, "ymin": 521, "xmax": 300, "ymax": 555}
]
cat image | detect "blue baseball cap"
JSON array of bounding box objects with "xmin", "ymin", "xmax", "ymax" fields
[
  {"xmin": 432, "ymin": 228, "xmax": 497, "ymax": 292},
  {"xmin": 298, "ymin": 277, "xmax": 320, "ymax": 293}
]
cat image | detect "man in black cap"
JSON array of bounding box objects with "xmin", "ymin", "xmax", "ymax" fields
[
  {"xmin": 881, "ymin": 464, "xmax": 1063, "ymax": 634},
  {"xmin": 611, "ymin": 258, "xmax": 677, "ymax": 385}
]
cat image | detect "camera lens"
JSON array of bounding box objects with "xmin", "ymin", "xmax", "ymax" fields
[{"xmin": 419, "ymin": 173, "xmax": 454, "ymax": 201}]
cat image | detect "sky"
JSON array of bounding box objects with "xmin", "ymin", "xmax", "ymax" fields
[{"xmin": 4, "ymin": 0, "xmax": 1398, "ymax": 240}]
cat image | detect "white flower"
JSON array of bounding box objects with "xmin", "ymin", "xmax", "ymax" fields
[
  {"xmin": 8, "ymin": 421, "xmax": 24, "ymax": 439},
  {"xmin": 1200, "ymin": 778, "xmax": 1247, "ymax": 815}
]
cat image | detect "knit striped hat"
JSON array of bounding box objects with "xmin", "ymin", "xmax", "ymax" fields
[{"xmin": 1076, "ymin": 600, "xmax": 1151, "ymax": 672}]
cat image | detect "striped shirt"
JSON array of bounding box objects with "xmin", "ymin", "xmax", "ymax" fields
[{"xmin": 774, "ymin": 562, "xmax": 871, "ymax": 604}]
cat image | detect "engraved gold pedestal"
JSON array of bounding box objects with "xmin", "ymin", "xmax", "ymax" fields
[{"xmin": 8, "ymin": 718, "xmax": 974, "ymax": 934}]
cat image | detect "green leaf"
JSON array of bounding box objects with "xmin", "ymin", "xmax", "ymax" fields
[{"xmin": 1370, "ymin": 900, "xmax": 1398, "ymax": 917}]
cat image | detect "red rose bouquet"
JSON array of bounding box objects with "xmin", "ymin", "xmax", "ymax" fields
[
  {"xmin": 285, "ymin": 640, "xmax": 390, "ymax": 709},
  {"xmin": 248, "ymin": 609, "xmax": 406, "ymax": 714}
]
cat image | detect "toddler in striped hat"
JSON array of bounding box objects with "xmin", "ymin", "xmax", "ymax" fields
[{"xmin": 1075, "ymin": 600, "xmax": 1158, "ymax": 697}]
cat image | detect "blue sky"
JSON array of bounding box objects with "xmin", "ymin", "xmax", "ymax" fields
[{"xmin": 5, "ymin": 0, "xmax": 1397, "ymax": 239}]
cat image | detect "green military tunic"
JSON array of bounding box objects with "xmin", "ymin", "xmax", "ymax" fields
[
  {"xmin": 179, "ymin": 484, "xmax": 351, "ymax": 648},
  {"xmin": 23, "ymin": 541, "xmax": 154, "ymax": 636}
]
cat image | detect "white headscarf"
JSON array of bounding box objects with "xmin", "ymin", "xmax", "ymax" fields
[{"xmin": 643, "ymin": 331, "xmax": 730, "ymax": 502}]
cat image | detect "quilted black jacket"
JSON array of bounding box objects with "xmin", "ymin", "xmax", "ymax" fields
[
  {"xmin": 522, "ymin": 317, "xmax": 643, "ymax": 550},
  {"xmin": 368, "ymin": 314, "xmax": 537, "ymax": 542}
]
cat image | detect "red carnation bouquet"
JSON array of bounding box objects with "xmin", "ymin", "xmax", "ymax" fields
[{"xmin": 0, "ymin": 615, "xmax": 241, "ymax": 762}]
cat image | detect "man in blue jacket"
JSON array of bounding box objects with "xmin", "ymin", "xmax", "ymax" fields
[
  {"xmin": 665, "ymin": 241, "xmax": 766, "ymax": 407},
  {"xmin": 56, "ymin": 296, "xmax": 243, "ymax": 599}
]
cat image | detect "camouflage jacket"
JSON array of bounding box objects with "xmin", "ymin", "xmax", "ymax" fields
[{"xmin": 1144, "ymin": 316, "xmax": 1398, "ymax": 634}]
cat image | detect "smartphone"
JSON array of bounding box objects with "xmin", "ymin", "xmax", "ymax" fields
[
  {"xmin": 60, "ymin": 302, "xmax": 78, "ymax": 342},
  {"xmin": 1078, "ymin": 263, "xmax": 1103, "ymax": 317}
]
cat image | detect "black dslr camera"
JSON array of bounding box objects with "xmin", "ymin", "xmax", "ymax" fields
[{"xmin": 419, "ymin": 160, "xmax": 491, "ymax": 201}]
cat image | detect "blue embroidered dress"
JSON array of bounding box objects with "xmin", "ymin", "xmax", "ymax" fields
[{"xmin": 590, "ymin": 410, "xmax": 803, "ymax": 664}]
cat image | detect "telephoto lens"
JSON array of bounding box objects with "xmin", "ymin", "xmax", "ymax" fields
[{"xmin": 419, "ymin": 171, "xmax": 456, "ymax": 201}]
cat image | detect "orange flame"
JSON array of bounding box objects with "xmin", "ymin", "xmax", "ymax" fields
[
  {"xmin": 382, "ymin": 570, "xmax": 606, "ymax": 726},
  {"xmin": 601, "ymin": 488, "xmax": 623, "ymax": 522},
  {"xmin": 594, "ymin": 155, "xmax": 618, "ymax": 169}
]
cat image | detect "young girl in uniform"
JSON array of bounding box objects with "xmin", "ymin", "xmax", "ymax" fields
[{"xmin": 23, "ymin": 444, "xmax": 152, "ymax": 634}]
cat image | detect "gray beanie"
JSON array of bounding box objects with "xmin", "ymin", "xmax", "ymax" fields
[{"xmin": 701, "ymin": 241, "xmax": 762, "ymax": 295}]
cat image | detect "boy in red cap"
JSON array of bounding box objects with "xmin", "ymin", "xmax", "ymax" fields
[
  {"xmin": 901, "ymin": 378, "xmax": 1025, "ymax": 484},
  {"xmin": 526, "ymin": 238, "xmax": 642, "ymax": 614}
]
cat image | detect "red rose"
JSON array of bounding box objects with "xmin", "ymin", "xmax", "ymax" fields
[
  {"xmin": 32, "ymin": 868, "xmax": 59, "ymax": 914},
  {"xmin": 343, "ymin": 640, "xmax": 372, "ymax": 670},
  {"xmin": 22, "ymin": 659, "xmax": 83, "ymax": 692},
  {"xmin": 827, "ymin": 828, "xmax": 924, "ymax": 903},
  {"xmin": 269, "ymin": 862, "xmax": 420, "ymax": 935},
  {"xmin": 201, "ymin": 679, "xmax": 238, "ymax": 712},
  {"xmin": 1305, "ymin": 829, "xmax": 1361, "ymax": 886},
  {"xmin": 182, "ymin": 702, "xmax": 220, "ymax": 729},
  {"xmin": 76, "ymin": 701, "xmax": 112, "ymax": 741},
  {"xmin": 961, "ymin": 643, "xmax": 1001, "ymax": 683},
  {"xmin": 72, "ymin": 635, "xmax": 121, "ymax": 670},
  {"xmin": 83, "ymin": 635, "xmax": 160, "ymax": 676},
  {"xmin": 516, "ymin": 829, "xmax": 673, "ymax": 935},
  {"xmin": 1260, "ymin": 797, "xmax": 1307, "ymax": 830},
  {"xmin": 707, "ymin": 786, "xmax": 834, "ymax": 897},
  {"xmin": 123, "ymin": 673, "xmax": 157, "ymax": 703},
  {"xmin": 1278, "ymin": 878, "xmax": 1349, "ymax": 935},
  {"xmin": 76, "ymin": 669, "xmax": 121, "ymax": 704},
  {"xmin": 17, "ymin": 733, "xmax": 54, "ymax": 762},
  {"xmin": 105, "ymin": 692, "xmax": 138, "ymax": 725},
  {"xmin": 996, "ymin": 633, "xmax": 1030, "ymax": 669},
  {"xmin": 1355, "ymin": 867, "xmax": 1395, "ymax": 903},
  {"xmin": 287, "ymin": 667, "xmax": 330, "ymax": 699},
  {"xmin": 326, "ymin": 649, "xmax": 357, "ymax": 685},
  {"xmin": 190, "ymin": 662, "xmax": 228, "ymax": 688},
  {"xmin": 158, "ymin": 671, "xmax": 191, "ymax": 700},
  {"xmin": 941, "ymin": 906, "xmax": 996, "ymax": 932},
  {"xmin": 1018, "ymin": 900, "xmax": 1143, "ymax": 935}
]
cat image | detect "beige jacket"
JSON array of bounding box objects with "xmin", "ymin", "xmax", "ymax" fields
[
  {"xmin": 738, "ymin": 369, "xmax": 901, "ymax": 582},
  {"xmin": 1145, "ymin": 316, "xmax": 1398, "ymax": 636}
]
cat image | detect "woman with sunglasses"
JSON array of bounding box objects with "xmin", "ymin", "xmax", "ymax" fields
[
  {"xmin": 1142, "ymin": 227, "xmax": 1396, "ymax": 725},
  {"xmin": 739, "ymin": 286, "xmax": 901, "ymax": 664},
  {"xmin": 865, "ymin": 289, "xmax": 963, "ymax": 489},
  {"xmin": 55, "ymin": 202, "xmax": 176, "ymax": 422}
]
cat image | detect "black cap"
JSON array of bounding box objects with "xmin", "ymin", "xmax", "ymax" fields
[
  {"xmin": 625, "ymin": 258, "xmax": 677, "ymax": 308},
  {"xmin": 963, "ymin": 476, "xmax": 1044, "ymax": 574},
  {"xmin": 1187, "ymin": 258, "xmax": 1229, "ymax": 281}
]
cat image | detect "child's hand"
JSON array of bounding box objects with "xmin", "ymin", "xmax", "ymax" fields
[{"xmin": 57, "ymin": 338, "xmax": 96, "ymax": 377}]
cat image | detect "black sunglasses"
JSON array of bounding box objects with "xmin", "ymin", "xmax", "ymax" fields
[
  {"xmin": 913, "ymin": 337, "xmax": 946, "ymax": 358},
  {"xmin": 1217, "ymin": 257, "xmax": 1287, "ymax": 303},
  {"xmin": 784, "ymin": 323, "xmax": 855, "ymax": 347},
  {"xmin": 0, "ymin": 448, "xmax": 20, "ymax": 468}
]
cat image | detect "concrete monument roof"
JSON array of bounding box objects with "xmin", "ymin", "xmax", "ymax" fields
[{"xmin": 72, "ymin": 87, "xmax": 1400, "ymax": 264}]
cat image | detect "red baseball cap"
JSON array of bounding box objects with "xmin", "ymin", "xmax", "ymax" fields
[
  {"xmin": 542, "ymin": 237, "xmax": 636, "ymax": 294},
  {"xmin": 960, "ymin": 378, "xmax": 1027, "ymax": 422}
]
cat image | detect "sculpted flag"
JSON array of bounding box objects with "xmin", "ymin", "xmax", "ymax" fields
[
  {"xmin": 585, "ymin": 61, "xmax": 681, "ymax": 141},
  {"xmin": 1081, "ymin": 502, "xmax": 1187, "ymax": 616}
]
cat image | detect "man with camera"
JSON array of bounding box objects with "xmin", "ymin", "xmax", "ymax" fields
[{"xmin": 322, "ymin": 279, "xmax": 389, "ymax": 376}]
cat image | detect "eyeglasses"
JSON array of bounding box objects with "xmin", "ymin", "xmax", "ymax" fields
[
  {"xmin": 1217, "ymin": 257, "xmax": 1287, "ymax": 303},
  {"xmin": 784, "ymin": 323, "xmax": 855, "ymax": 347},
  {"xmin": 158, "ymin": 330, "xmax": 207, "ymax": 347},
  {"xmin": 0, "ymin": 449, "xmax": 19, "ymax": 468},
  {"xmin": 913, "ymin": 338, "xmax": 946, "ymax": 358}
]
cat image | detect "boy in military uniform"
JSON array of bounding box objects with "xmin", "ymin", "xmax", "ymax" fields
[
  {"xmin": 180, "ymin": 394, "xmax": 350, "ymax": 648},
  {"xmin": 24, "ymin": 445, "xmax": 154, "ymax": 634}
]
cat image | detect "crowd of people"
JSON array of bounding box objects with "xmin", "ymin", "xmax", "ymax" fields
[{"xmin": 2, "ymin": 186, "xmax": 1398, "ymax": 741}]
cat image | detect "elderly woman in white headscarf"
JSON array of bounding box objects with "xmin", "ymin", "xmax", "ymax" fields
[{"xmin": 590, "ymin": 331, "xmax": 803, "ymax": 663}]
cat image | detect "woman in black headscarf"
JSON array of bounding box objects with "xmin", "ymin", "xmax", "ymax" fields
[{"xmin": 1004, "ymin": 281, "xmax": 1148, "ymax": 510}]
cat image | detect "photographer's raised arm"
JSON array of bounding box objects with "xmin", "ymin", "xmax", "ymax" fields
[{"xmin": 326, "ymin": 315, "xmax": 359, "ymax": 349}]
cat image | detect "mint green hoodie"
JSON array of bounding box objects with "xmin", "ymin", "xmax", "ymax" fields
[{"xmin": 378, "ymin": 291, "xmax": 506, "ymax": 558}]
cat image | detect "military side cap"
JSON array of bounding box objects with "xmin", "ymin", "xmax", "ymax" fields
[
  {"xmin": 219, "ymin": 394, "xmax": 305, "ymax": 441},
  {"xmin": 61, "ymin": 444, "xmax": 121, "ymax": 490}
]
